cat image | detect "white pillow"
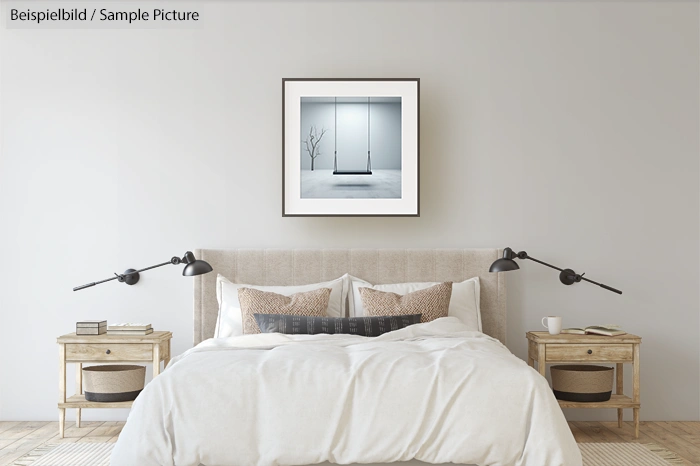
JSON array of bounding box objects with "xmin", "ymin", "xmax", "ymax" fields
[
  {"xmin": 348, "ymin": 276, "xmax": 482, "ymax": 331},
  {"xmin": 215, "ymin": 274, "xmax": 349, "ymax": 338}
]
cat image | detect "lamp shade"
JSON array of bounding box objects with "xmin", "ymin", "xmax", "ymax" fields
[
  {"xmin": 489, "ymin": 257, "xmax": 520, "ymax": 273},
  {"xmin": 182, "ymin": 260, "xmax": 213, "ymax": 276}
]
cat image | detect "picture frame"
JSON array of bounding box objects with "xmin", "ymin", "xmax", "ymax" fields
[{"xmin": 282, "ymin": 78, "xmax": 420, "ymax": 217}]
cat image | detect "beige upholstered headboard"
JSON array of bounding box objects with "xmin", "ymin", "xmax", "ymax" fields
[{"xmin": 193, "ymin": 249, "xmax": 506, "ymax": 346}]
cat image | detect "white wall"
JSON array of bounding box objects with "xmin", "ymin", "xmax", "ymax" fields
[
  {"xmin": 300, "ymin": 102, "xmax": 402, "ymax": 170},
  {"xmin": 368, "ymin": 103, "xmax": 402, "ymax": 170},
  {"xmin": 0, "ymin": 1, "xmax": 698, "ymax": 422}
]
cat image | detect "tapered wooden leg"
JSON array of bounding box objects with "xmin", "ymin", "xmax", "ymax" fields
[
  {"xmin": 59, "ymin": 408, "xmax": 66, "ymax": 438},
  {"xmin": 633, "ymin": 344, "xmax": 640, "ymax": 438},
  {"xmin": 616, "ymin": 363, "xmax": 624, "ymax": 427},
  {"xmin": 58, "ymin": 343, "xmax": 66, "ymax": 437},
  {"xmin": 153, "ymin": 343, "xmax": 161, "ymax": 377},
  {"xmin": 76, "ymin": 363, "xmax": 82, "ymax": 428},
  {"xmin": 164, "ymin": 339, "xmax": 171, "ymax": 369},
  {"xmin": 537, "ymin": 344, "xmax": 547, "ymax": 377},
  {"xmin": 59, "ymin": 344, "xmax": 66, "ymax": 403}
]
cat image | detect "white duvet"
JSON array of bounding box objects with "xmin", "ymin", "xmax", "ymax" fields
[{"xmin": 111, "ymin": 318, "xmax": 581, "ymax": 466}]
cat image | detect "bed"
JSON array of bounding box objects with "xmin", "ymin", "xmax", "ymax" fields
[{"xmin": 111, "ymin": 249, "xmax": 581, "ymax": 466}]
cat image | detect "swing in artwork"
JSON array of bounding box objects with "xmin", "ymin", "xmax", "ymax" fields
[
  {"xmin": 299, "ymin": 96, "xmax": 401, "ymax": 199},
  {"xmin": 333, "ymin": 97, "xmax": 373, "ymax": 175}
]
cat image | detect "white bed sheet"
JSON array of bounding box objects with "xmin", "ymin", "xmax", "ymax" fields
[{"xmin": 111, "ymin": 318, "xmax": 581, "ymax": 466}]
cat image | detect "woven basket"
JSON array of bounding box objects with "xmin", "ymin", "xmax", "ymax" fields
[
  {"xmin": 83, "ymin": 365, "xmax": 145, "ymax": 402},
  {"xmin": 551, "ymin": 365, "xmax": 614, "ymax": 402}
]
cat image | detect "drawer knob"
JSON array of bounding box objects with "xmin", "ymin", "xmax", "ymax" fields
[
  {"xmin": 106, "ymin": 349, "xmax": 111, "ymax": 355},
  {"xmin": 587, "ymin": 349, "xmax": 593, "ymax": 355}
]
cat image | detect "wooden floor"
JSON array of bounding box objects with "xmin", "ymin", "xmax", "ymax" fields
[
  {"xmin": 571, "ymin": 421, "xmax": 700, "ymax": 465},
  {"xmin": 0, "ymin": 421, "xmax": 698, "ymax": 465},
  {"xmin": 0, "ymin": 421, "xmax": 122, "ymax": 466}
]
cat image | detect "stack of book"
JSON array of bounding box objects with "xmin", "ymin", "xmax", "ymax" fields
[
  {"xmin": 107, "ymin": 323, "xmax": 153, "ymax": 335},
  {"xmin": 76, "ymin": 320, "xmax": 107, "ymax": 335},
  {"xmin": 561, "ymin": 325, "xmax": 626, "ymax": 336}
]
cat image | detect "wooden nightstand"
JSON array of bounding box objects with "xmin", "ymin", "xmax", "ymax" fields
[
  {"xmin": 56, "ymin": 331, "xmax": 172, "ymax": 438},
  {"xmin": 526, "ymin": 331, "xmax": 641, "ymax": 438}
]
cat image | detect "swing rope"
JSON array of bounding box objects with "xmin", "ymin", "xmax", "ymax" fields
[
  {"xmin": 367, "ymin": 97, "xmax": 372, "ymax": 173},
  {"xmin": 332, "ymin": 96, "xmax": 373, "ymax": 175},
  {"xmin": 333, "ymin": 96, "xmax": 338, "ymax": 173}
]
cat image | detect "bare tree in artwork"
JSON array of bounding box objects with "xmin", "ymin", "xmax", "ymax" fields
[{"xmin": 303, "ymin": 126, "xmax": 327, "ymax": 171}]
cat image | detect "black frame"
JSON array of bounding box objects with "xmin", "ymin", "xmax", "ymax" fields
[{"xmin": 282, "ymin": 78, "xmax": 420, "ymax": 217}]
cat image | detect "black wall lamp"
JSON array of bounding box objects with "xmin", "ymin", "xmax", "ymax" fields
[
  {"xmin": 489, "ymin": 247, "xmax": 622, "ymax": 295},
  {"xmin": 73, "ymin": 251, "xmax": 213, "ymax": 291}
]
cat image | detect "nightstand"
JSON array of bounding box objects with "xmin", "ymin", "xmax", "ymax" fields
[
  {"xmin": 526, "ymin": 331, "xmax": 641, "ymax": 438},
  {"xmin": 56, "ymin": 331, "xmax": 173, "ymax": 438}
]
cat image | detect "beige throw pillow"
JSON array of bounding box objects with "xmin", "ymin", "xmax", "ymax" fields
[
  {"xmin": 238, "ymin": 287, "xmax": 332, "ymax": 334},
  {"xmin": 359, "ymin": 282, "xmax": 453, "ymax": 323}
]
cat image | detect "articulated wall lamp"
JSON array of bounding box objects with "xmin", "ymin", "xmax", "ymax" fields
[
  {"xmin": 489, "ymin": 247, "xmax": 622, "ymax": 295},
  {"xmin": 73, "ymin": 251, "xmax": 213, "ymax": 291}
]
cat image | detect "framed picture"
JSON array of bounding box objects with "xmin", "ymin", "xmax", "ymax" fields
[{"xmin": 283, "ymin": 78, "xmax": 419, "ymax": 216}]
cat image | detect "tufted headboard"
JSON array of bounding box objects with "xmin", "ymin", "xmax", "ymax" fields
[{"xmin": 193, "ymin": 249, "xmax": 506, "ymax": 346}]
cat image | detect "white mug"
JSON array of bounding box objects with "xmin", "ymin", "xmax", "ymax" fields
[{"xmin": 542, "ymin": 316, "xmax": 562, "ymax": 335}]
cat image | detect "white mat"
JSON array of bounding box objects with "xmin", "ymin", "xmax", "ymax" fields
[
  {"xmin": 579, "ymin": 443, "xmax": 680, "ymax": 465},
  {"xmin": 14, "ymin": 442, "xmax": 683, "ymax": 466},
  {"xmin": 25, "ymin": 443, "xmax": 112, "ymax": 466}
]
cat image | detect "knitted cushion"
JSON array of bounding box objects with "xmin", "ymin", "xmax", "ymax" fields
[
  {"xmin": 238, "ymin": 287, "xmax": 331, "ymax": 334},
  {"xmin": 360, "ymin": 282, "xmax": 453, "ymax": 323}
]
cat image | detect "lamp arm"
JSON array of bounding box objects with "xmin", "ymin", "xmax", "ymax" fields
[
  {"xmin": 579, "ymin": 276, "xmax": 623, "ymax": 295},
  {"xmin": 72, "ymin": 257, "xmax": 181, "ymax": 291},
  {"xmin": 129, "ymin": 259, "xmax": 177, "ymax": 275},
  {"xmin": 73, "ymin": 274, "xmax": 120, "ymax": 291},
  {"xmin": 520, "ymin": 254, "xmax": 567, "ymax": 273},
  {"xmin": 520, "ymin": 252, "xmax": 622, "ymax": 295}
]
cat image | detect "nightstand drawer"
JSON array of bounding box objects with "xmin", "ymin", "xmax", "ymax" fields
[
  {"xmin": 545, "ymin": 344, "xmax": 633, "ymax": 362},
  {"xmin": 65, "ymin": 343, "xmax": 153, "ymax": 362}
]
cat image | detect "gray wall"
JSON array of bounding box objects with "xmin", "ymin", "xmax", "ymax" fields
[
  {"xmin": 0, "ymin": 1, "xmax": 698, "ymax": 422},
  {"xmin": 300, "ymin": 102, "xmax": 402, "ymax": 170}
]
